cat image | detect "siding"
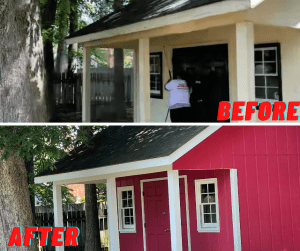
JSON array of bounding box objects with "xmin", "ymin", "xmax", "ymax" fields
[{"xmin": 174, "ymin": 126, "xmax": 300, "ymax": 251}]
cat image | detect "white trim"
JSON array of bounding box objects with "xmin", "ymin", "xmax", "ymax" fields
[
  {"xmin": 66, "ymin": 1, "xmax": 250, "ymax": 45},
  {"xmin": 107, "ymin": 177, "xmax": 121, "ymax": 251},
  {"xmin": 140, "ymin": 176, "xmax": 191, "ymax": 251},
  {"xmin": 35, "ymin": 126, "xmax": 221, "ymax": 185},
  {"xmin": 117, "ymin": 186, "xmax": 137, "ymax": 233},
  {"xmin": 53, "ymin": 182, "xmax": 64, "ymax": 251},
  {"xmin": 169, "ymin": 126, "xmax": 221, "ymax": 163},
  {"xmin": 195, "ymin": 178, "xmax": 220, "ymax": 233},
  {"xmin": 230, "ymin": 169, "xmax": 242, "ymax": 251},
  {"xmin": 168, "ymin": 170, "xmax": 183, "ymax": 251}
]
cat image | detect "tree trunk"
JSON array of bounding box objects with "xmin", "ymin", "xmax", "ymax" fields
[
  {"xmin": 113, "ymin": 0, "xmax": 127, "ymax": 121},
  {"xmin": 41, "ymin": 0, "xmax": 58, "ymax": 121},
  {"xmin": 0, "ymin": 0, "xmax": 49, "ymax": 122},
  {"xmin": 25, "ymin": 154, "xmax": 35, "ymax": 217},
  {"xmin": 0, "ymin": 150, "xmax": 38, "ymax": 250},
  {"xmin": 84, "ymin": 184, "xmax": 101, "ymax": 251}
]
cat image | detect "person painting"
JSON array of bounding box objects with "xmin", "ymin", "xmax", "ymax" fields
[{"xmin": 165, "ymin": 71, "xmax": 191, "ymax": 122}]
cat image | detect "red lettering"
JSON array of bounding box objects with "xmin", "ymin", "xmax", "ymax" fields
[
  {"xmin": 232, "ymin": 102, "xmax": 245, "ymax": 121},
  {"xmin": 287, "ymin": 102, "xmax": 300, "ymax": 121},
  {"xmin": 272, "ymin": 102, "xmax": 286, "ymax": 121},
  {"xmin": 39, "ymin": 227, "xmax": 52, "ymax": 246},
  {"xmin": 258, "ymin": 102, "xmax": 272, "ymax": 121},
  {"xmin": 217, "ymin": 102, "xmax": 231, "ymax": 121},
  {"xmin": 65, "ymin": 227, "xmax": 80, "ymax": 246},
  {"xmin": 245, "ymin": 102, "xmax": 258, "ymax": 121},
  {"xmin": 8, "ymin": 227, "xmax": 22, "ymax": 246},
  {"xmin": 23, "ymin": 227, "xmax": 38, "ymax": 246},
  {"xmin": 51, "ymin": 227, "xmax": 65, "ymax": 246}
]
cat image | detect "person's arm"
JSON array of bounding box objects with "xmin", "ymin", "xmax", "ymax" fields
[{"xmin": 165, "ymin": 80, "xmax": 178, "ymax": 91}]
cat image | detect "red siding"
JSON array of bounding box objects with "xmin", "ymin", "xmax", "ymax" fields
[{"xmin": 174, "ymin": 126, "xmax": 300, "ymax": 251}]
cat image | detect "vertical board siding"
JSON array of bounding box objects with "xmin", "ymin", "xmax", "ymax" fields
[{"xmin": 174, "ymin": 126, "xmax": 300, "ymax": 251}]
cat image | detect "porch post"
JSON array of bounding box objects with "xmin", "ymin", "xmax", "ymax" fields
[
  {"xmin": 167, "ymin": 170, "xmax": 183, "ymax": 251},
  {"xmin": 137, "ymin": 38, "xmax": 150, "ymax": 122},
  {"xmin": 106, "ymin": 177, "xmax": 120, "ymax": 251},
  {"xmin": 82, "ymin": 47, "xmax": 91, "ymax": 122},
  {"xmin": 133, "ymin": 49, "xmax": 139, "ymax": 122},
  {"xmin": 230, "ymin": 169, "xmax": 242, "ymax": 251},
  {"xmin": 235, "ymin": 22, "xmax": 255, "ymax": 102},
  {"xmin": 53, "ymin": 182, "xmax": 64, "ymax": 251}
]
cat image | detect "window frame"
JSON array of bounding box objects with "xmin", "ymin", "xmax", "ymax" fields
[
  {"xmin": 254, "ymin": 43, "xmax": 282, "ymax": 103},
  {"xmin": 195, "ymin": 178, "xmax": 220, "ymax": 233},
  {"xmin": 117, "ymin": 186, "xmax": 136, "ymax": 233},
  {"xmin": 150, "ymin": 52, "xmax": 163, "ymax": 99}
]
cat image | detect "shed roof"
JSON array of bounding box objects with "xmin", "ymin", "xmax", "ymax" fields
[
  {"xmin": 36, "ymin": 126, "xmax": 208, "ymax": 178},
  {"xmin": 67, "ymin": 0, "xmax": 223, "ymax": 40}
]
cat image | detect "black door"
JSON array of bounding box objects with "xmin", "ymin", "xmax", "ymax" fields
[{"xmin": 173, "ymin": 44, "xmax": 229, "ymax": 122}]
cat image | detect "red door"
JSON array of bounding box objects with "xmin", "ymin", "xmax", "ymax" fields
[{"xmin": 143, "ymin": 179, "xmax": 189, "ymax": 251}]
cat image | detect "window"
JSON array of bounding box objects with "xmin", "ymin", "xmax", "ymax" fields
[
  {"xmin": 150, "ymin": 52, "xmax": 163, "ymax": 99},
  {"xmin": 255, "ymin": 43, "xmax": 282, "ymax": 103},
  {"xmin": 117, "ymin": 186, "xmax": 136, "ymax": 232},
  {"xmin": 195, "ymin": 178, "xmax": 220, "ymax": 232}
]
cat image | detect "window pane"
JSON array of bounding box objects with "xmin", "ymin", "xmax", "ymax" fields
[
  {"xmin": 123, "ymin": 200, "xmax": 128, "ymax": 207},
  {"xmin": 209, "ymin": 194, "xmax": 215, "ymax": 203},
  {"xmin": 201, "ymin": 194, "xmax": 209, "ymax": 203},
  {"xmin": 204, "ymin": 205, "xmax": 210, "ymax": 213},
  {"xmin": 255, "ymin": 63, "xmax": 264, "ymax": 74},
  {"xmin": 264, "ymin": 50, "xmax": 276, "ymax": 61},
  {"xmin": 122, "ymin": 191, "xmax": 127, "ymax": 199},
  {"xmin": 128, "ymin": 191, "xmax": 132, "ymax": 199},
  {"xmin": 150, "ymin": 75, "xmax": 156, "ymax": 90},
  {"xmin": 256, "ymin": 87, "xmax": 266, "ymax": 99},
  {"xmin": 201, "ymin": 184, "xmax": 207, "ymax": 193},
  {"xmin": 125, "ymin": 217, "xmax": 131, "ymax": 225},
  {"xmin": 150, "ymin": 57, "xmax": 154, "ymax": 65},
  {"xmin": 255, "ymin": 50, "xmax": 263, "ymax": 61},
  {"xmin": 124, "ymin": 209, "xmax": 130, "ymax": 216},
  {"xmin": 255, "ymin": 76, "xmax": 265, "ymax": 87},
  {"xmin": 130, "ymin": 217, "xmax": 134, "ymax": 224},
  {"xmin": 211, "ymin": 214, "xmax": 217, "ymax": 223},
  {"xmin": 267, "ymin": 76, "xmax": 279, "ymax": 87},
  {"xmin": 211, "ymin": 204, "xmax": 216, "ymax": 213},
  {"xmin": 128, "ymin": 199, "xmax": 133, "ymax": 207},
  {"xmin": 208, "ymin": 184, "xmax": 215, "ymax": 193},
  {"xmin": 204, "ymin": 214, "xmax": 211, "ymax": 223},
  {"xmin": 130, "ymin": 208, "xmax": 133, "ymax": 216},
  {"xmin": 267, "ymin": 87, "xmax": 279, "ymax": 100},
  {"xmin": 264, "ymin": 63, "xmax": 276, "ymax": 74}
]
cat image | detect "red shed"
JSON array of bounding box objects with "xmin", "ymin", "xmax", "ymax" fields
[{"xmin": 35, "ymin": 126, "xmax": 300, "ymax": 251}]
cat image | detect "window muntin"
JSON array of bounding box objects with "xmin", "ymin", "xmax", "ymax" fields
[
  {"xmin": 150, "ymin": 53, "xmax": 163, "ymax": 99},
  {"xmin": 254, "ymin": 44, "xmax": 282, "ymax": 103},
  {"xmin": 118, "ymin": 186, "xmax": 136, "ymax": 232},
  {"xmin": 195, "ymin": 178, "xmax": 220, "ymax": 232}
]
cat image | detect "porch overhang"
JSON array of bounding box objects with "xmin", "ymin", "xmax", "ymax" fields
[{"xmin": 34, "ymin": 126, "xmax": 221, "ymax": 185}]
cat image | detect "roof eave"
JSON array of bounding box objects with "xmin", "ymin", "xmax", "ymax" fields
[
  {"xmin": 65, "ymin": 0, "xmax": 251, "ymax": 45},
  {"xmin": 34, "ymin": 126, "xmax": 221, "ymax": 185}
]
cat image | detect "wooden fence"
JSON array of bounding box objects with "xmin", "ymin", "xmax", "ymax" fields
[{"xmin": 35, "ymin": 202, "xmax": 108, "ymax": 251}]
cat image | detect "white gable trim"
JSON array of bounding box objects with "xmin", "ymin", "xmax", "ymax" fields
[
  {"xmin": 66, "ymin": 1, "xmax": 250, "ymax": 45},
  {"xmin": 34, "ymin": 126, "xmax": 221, "ymax": 185}
]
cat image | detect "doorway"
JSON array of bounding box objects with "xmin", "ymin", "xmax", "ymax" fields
[
  {"xmin": 173, "ymin": 44, "xmax": 230, "ymax": 122},
  {"xmin": 141, "ymin": 177, "xmax": 190, "ymax": 251}
]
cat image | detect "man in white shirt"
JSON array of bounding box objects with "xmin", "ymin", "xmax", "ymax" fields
[{"xmin": 165, "ymin": 72, "xmax": 191, "ymax": 122}]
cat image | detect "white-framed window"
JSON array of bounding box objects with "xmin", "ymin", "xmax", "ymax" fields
[
  {"xmin": 195, "ymin": 178, "xmax": 220, "ymax": 232},
  {"xmin": 150, "ymin": 52, "xmax": 163, "ymax": 99},
  {"xmin": 117, "ymin": 186, "xmax": 136, "ymax": 233}
]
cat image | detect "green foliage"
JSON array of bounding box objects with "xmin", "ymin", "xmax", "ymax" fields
[{"xmin": 0, "ymin": 126, "xmax": 105, "ymax": 207}]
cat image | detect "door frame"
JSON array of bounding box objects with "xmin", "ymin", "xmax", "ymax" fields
[{"xmin": 140, "ymin": 175, "xmax": 191, "ymax": 251}]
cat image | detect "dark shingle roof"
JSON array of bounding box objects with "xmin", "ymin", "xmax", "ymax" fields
[
  {"xmin": 36, "ymin": 126, "xmax": 207, "ymax": 177},
  {"xmin": 67, "ymin": 0, "xmax": 223, "ymax": 39}
]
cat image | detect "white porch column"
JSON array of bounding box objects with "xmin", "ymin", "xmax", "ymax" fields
[
  {"xmin": 235, "ymin": 22, "xmax": 255, "ymax": 102},
  {"xmin": 53, "ymin": 182, "xmax": 64, "ymax": 251},
  {"xmin": 82, "ymin": 47, "xmax": 91, "ymax": 122},
  {"xmin": 167, "ymin": 170, "xmax": 183, "ymax": 251},
  {"xmin": 133, "ymin": 49, "xmax": 139, "ymax": 122},
  {"xmin": 106, "ymin": 177, "xmax": 120, "ymax": 251},
  {"xmin": 230, "ymin": 169, "xmax": 242, "ymax": 251},
  {"xmin": 136, "ymin": 38, "xmax": 150, "ymax": 122}
]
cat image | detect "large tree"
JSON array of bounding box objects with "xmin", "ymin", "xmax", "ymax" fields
[{"xmin": 0, "ymin": 0, "xmax": 49, "ymax": 122}]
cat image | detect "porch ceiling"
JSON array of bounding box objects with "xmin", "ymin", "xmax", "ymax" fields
[{"xmin": 34, "ymin": 126, "xmax": 222, "ymax": 185}]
